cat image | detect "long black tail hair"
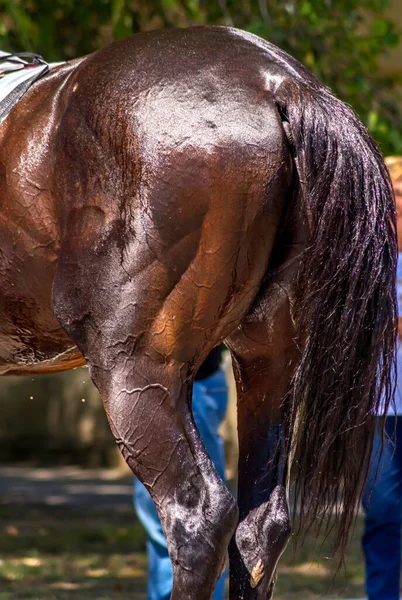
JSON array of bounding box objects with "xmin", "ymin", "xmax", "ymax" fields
[{"xmin": 266, "ymin": 42, "xmax": 397, "ymax": 553}]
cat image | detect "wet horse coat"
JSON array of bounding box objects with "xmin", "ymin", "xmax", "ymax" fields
[{"xmin": 0, "ymin": 27, "xmax": 396, "ymax": 599}]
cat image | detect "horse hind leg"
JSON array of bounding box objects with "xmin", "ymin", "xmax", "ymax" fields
[
  {"xmin": 226, "ymin": 261, "xmax": 301, "ymax": 599},
  {"xmin": 52, "ymin": 237, "xmax": 238, "ymax": 599}
]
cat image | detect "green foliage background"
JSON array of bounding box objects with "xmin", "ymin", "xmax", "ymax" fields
[{"xmin": 0, "ymin": 0, "xmax": 401, "ymax": 154}]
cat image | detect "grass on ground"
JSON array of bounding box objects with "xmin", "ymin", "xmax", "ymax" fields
[{"xmin": 0, "ymin": 505, "xmax": 366, "ymax": 599}]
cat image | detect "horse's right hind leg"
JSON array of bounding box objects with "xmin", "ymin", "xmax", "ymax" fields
[{"xmin": 227, "ymin": 268, "xmax": 300, "ymax": 599}]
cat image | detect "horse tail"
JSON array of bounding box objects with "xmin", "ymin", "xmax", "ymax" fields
[{"xmin": 272, "ymin": 74, "xmax": 397, "ymax": 553}]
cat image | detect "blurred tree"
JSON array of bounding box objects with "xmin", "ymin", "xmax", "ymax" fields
[{"xmin": 0, "ymin": 0, "xmax": 401, "ymax": 153}]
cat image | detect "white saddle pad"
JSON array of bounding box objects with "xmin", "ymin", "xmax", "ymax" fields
[
  {"xmin": 0, "ymin": 65, "xmax": 48, "ymax": 103},
  {"xmin": 0, "ymin": 52, "xmax": 63, "ymax": 122}
]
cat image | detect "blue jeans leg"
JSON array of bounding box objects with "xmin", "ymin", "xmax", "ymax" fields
[
  {"xmin": 134, "ymin": 480, "xmax": 172, "ymax": 600},
  {"xmin": 362, "ymin": 416, "xmax": 402, "ymax": 600},
  {"xmin": 134, "ymin": 368, "xmax": 229, "ymax": 600}
]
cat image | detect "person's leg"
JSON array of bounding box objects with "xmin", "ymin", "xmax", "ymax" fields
[
  {"xmin": 362, "ymin": 416, "xmax": 402, "ymax": 600},
  {"xmin": 192, "ymin": 368, "xmax": 229, "ymax": 600},
  {"xmin": 191, "ymin": 368, "xmax": 228, "ymax": 481},
  {"xmin": 134, "ymin": 367, "xmax": 229, "ymax": 600},
  {"xmin": 134, "ymin": 478, "xmax": 172, "ymax": 600}
]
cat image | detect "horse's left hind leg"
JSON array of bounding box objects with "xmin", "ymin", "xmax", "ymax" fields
[
  {"xmin": 227, "ymin": 279, "xmax": 299, "ymax": 599},
  {"xmin": 52, "ymin": 222, "xmax": 241, "ymax": 599}
]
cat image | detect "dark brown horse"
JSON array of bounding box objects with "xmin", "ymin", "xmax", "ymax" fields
[{"xmin": 0, "ymin": 26, "xmax": 396, "ymax": 599}]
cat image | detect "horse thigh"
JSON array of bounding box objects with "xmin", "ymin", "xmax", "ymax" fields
[
  {"xmin": 52, "ymin": 247, "xmax": 237, "ymax": 599},
  {"xmin": 226, "ymin": 281, "xmax": 299, "ymax": 599}
]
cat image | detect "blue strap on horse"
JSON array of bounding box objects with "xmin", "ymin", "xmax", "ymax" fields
[{"xmin": 0, "ymin": 52, "xmax": 51, "ymax": 122}]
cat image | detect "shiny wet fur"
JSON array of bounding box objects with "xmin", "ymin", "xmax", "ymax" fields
[{"xmin": 0, "ymin": 27, "xmax": 397, "ymax": 599}]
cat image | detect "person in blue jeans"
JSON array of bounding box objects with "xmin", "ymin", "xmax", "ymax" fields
[
  {"xmin": 362, "ymin": 156, "xmax": 402, "ymax": 600},
  {"xmin": 134, "ymin": 346, "xmax": 228, "ymax": 600}
]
